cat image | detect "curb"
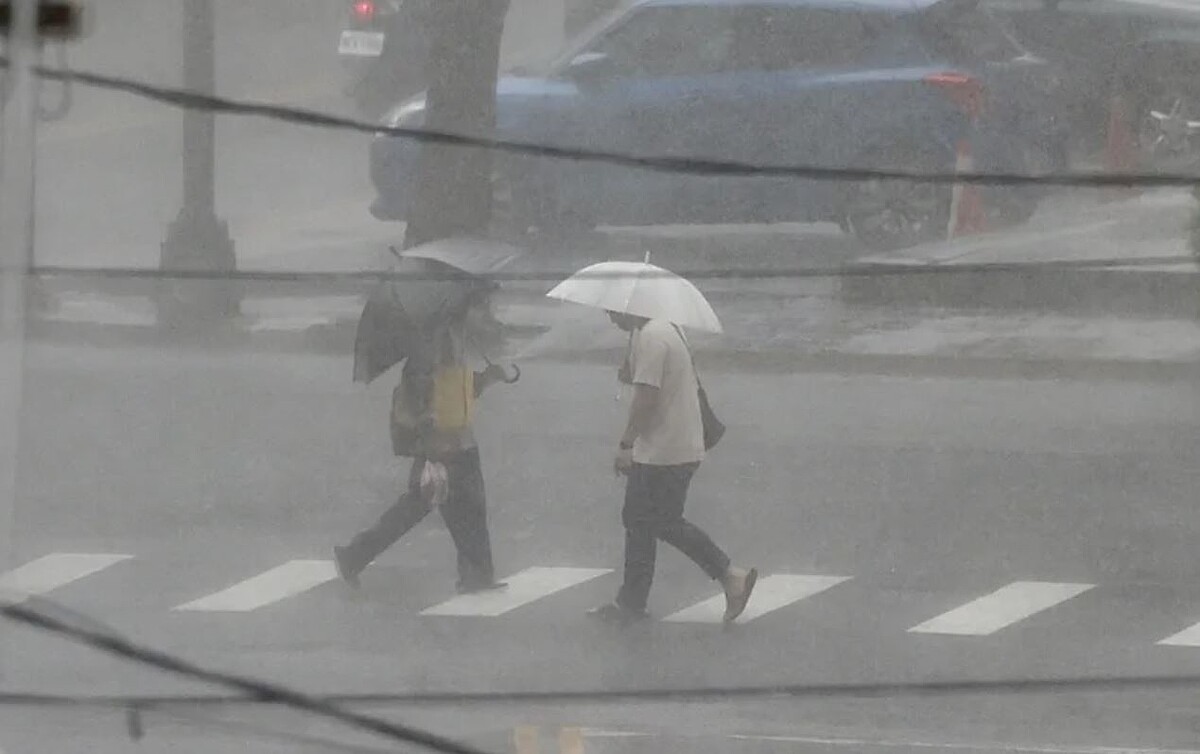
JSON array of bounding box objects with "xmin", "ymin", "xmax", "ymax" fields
[
  {"xmin": 839, "ymin": 191, "xmax": 1200, "ymax": 317},
  {"xmin": 839, "ymin": 264, "xmax": 1200, "ymax": 318}
]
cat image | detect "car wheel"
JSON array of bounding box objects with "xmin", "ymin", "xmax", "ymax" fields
[{"xmin": 843, "ymin": 149, "xmax": 951, "ymax": 251}]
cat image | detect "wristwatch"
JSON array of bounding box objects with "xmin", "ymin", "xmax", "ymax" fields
[{"xmin": 619, "ymin": 440, "xmax": 634, "ymax": 450}]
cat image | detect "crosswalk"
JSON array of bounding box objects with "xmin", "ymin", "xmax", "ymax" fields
[
  {"xmin": 908, "ymin": 581, "xmax": 1095, "ymax": 636},
  {"xmin": 420, "ymin": 567, "xmax": 611, "ymax": 617},
  {"xmin": 6, "ymin": 551, "xmax": 1200, "ymax": 647},
  {"xmin": 173, "ymin": 559, "xmax": 339, "ymax": 612},
  {"xmin": 662, "ymin": 574, "xmax": 849, "ymax": 624},
  {"xmin": 0, "ymin": 552, "xmax": 133, "ymax": 597}
]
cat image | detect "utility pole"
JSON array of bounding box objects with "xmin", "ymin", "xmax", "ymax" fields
[
  {"xmin": 403, "ymin": 0, "xmax": 510, "ymax": 249},
  {"xmin": 159, "ymin": 0, "xmax": 238, "ymax": 329}
]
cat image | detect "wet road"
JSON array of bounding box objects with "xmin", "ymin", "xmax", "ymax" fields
[{"xmin": 2, "ymin": 342, "xmax": 1199, "ymax": 752}]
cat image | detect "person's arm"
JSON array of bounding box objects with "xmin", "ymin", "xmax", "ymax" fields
[
  {"xmin": 614, "ymin": 328, "xmax": 666, "ymax": 474},
  {"xmin": 620, "ymin": 384, "xmax": 659, "ymax": 450}
]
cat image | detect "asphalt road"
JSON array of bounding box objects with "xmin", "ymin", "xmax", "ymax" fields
[{"xmin": 2, "ymin": 342, "xmax": 1200, "ymax": 752}]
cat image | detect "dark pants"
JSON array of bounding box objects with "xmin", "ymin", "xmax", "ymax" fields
[
  {"xmin": 341, "ymin": 447, "xmax": 495, "ymax": 587},
  {"xmin": 616, "ymin": 462, "xmax": 731, "ymax": 613}
]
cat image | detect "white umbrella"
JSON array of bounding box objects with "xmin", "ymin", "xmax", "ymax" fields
[{"xmin": 546, "ymin": 260, "xmax": 723, "ymax": 333}]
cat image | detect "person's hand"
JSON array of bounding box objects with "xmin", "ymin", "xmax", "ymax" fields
[
  {"xmin": 482, "ymin": 363, "xmax": 508, "ymax": 386},
  {"xmin": 614, "ymin": 447, "xmax": 633, "ymax": 476}
]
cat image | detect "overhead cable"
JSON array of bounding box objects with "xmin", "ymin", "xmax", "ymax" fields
[{"xmin": 4, "ymin": 56, "xmax": 1200, "ymax": 188}]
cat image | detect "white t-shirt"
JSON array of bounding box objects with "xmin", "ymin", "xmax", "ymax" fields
[{"xmin": 628, "ymin": 319, "xmax": 705, "ymax": 466}]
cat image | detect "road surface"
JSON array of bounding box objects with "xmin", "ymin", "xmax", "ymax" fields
[{"xmin": 0, "ymin": 343, "xmax": 1198, "ymax": 752}]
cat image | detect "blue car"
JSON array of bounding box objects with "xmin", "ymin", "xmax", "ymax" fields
[{"xmin": 370, "ymin": 0, "xmax": 1066, "ymax": 249}]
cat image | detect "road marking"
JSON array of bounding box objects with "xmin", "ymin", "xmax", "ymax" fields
[
  {"xmin": 1155, "ymin": 619, "xmax": 1200, "ymax": 647},
  {"xmin": 0, "ymin": 553, "xmax": 132, "ymax": 597},
  {"xmin": 909, "ymin": 581, "xmax": 1093, "ymax": 636},
  {"xmin": 173, "ymin": 559, "xmax": 337, "ymax": 612},
  {"xmin": 420, "ymin": 567, "xmax": 611, "ymax": 617},
  {"xmin": 662, "ymin": 574, "xmax": 850, "ymax": 624},
  {"xmin": 729, "ymin": 733, "xmax": 1200, "ymax": 754}
]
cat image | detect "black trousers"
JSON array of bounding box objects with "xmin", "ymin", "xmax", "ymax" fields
[
  {"xmin": 616, "ymin": 462, "xmax": 731, "ymax": 613},
  {"xmin": 341, "ymin": 447, "xmax": 495, "ymax": 587}
]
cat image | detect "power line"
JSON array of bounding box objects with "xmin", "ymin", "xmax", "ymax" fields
[
  {"xmin": 6, "ymin": 597, "xmax": 1200, "ymax": 729},
  {"xmin": 4, "ymin": 55, "xmax": 1200, "ymax": 188},
  {"xmin": 0, "ymin": 600, "xmax": 501, "ymax": 754},
  {"xmin": 4, "ymin": 593, "xmax": 1200, "ymax": 711},
  {"xmin": 26, "ymin": 254, "xmax": 1197, "ymax": 285}
]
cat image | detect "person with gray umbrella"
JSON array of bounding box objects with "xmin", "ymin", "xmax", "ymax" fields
[{"xmin": 334, "ymin": 240, "xmax": 523, "ymax": 594}]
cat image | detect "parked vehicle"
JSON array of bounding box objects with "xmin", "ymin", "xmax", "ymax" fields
[
  {"xmin": 338, "ymin": 0, "xmax": 430, "ymax": 119},
  {"xmin": 371, "ymin": 0, "xmax": 1069, "ymax": 250},
  {"xmin": 982, "ymin": 0, "xmax": 1200, "ymax": 171}
]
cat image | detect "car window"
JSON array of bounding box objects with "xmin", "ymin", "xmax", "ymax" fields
[
  {"xmin": 730, "ymin": 7, "xmax": 883, "ymax": 70},
  {"xmin": 576, "ymin": 6, "xmax": 738, "ymax": 77},
  {"xmin": 921, "ymin": 8, "xmax": 1026, "ymax": 63}
]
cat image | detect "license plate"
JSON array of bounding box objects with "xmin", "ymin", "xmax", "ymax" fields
[{"xmin": 338, "ymin": 30, "xmax": 385, "ymax": 57}]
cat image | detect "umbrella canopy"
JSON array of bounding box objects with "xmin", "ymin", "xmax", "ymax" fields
[
  {"xmin": 353, "ymin": 256, "xmax": 493, "ymax": 385},
  {"xmin": 400, "ymin": 237, "xmax": 526, "ymax": 277},
  {"xmin": 546, "ymin": 260, "xmax": 723, "ymax": 333}
]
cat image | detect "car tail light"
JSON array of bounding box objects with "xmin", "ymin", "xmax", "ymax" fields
[
  {"xmin": 352, "ymin": 0, "xmax": 376, "ymax": 22},
  {"xmin": 924, "ymin": 72, "xmax": 984, "ymax": 119}
]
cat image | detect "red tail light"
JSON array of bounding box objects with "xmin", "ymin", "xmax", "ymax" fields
[
  {"xmin": 924, "ymin": 72, "xmax": 984, "ymax": 119},
  {"xmin": 352, "ymin": 0, "xmax": 376, "ymax": 22}
]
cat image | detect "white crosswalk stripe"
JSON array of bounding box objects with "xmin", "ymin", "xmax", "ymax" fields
[
  {"xmin": 173, "ymin": 559, "xmax": 338, "ymax": 612},
  {"xmin": 17, "ymin": 550, "xmax": 1197, "ymax": 652},
  {"xmin": 421, "ymin": 566, "xmax": 612, "ymax": 617},
  {"xmin": 1156, "ymin": 621, "xmax": 1200, "ymax": 647},
  {"xmin": 0, "ymin": 553, "xmax": 132, "ymax": 597},
  {"xmin": 909, "ymin": 581, "xmax": 1094, "ymax": 636},
  {"xmin": 662, "ymin": 574, "xmax": 851, "ymax": 624}
]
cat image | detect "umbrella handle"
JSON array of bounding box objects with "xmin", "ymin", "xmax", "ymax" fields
[{"xmin": 502, "ymin": 364, "xmax": 521, "ymax": 384}]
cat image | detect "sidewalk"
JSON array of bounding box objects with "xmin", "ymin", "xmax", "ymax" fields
[
  {"xmin": 841, "ymin": 189, "xmax": 1200, "ymax": 316},
  {"xmin": 26, "ymin": 191, "xmax": 1200, "ymax": 377},
  {"xmin": 28, "ymin": 279, "xmax": 1200, "ymax": 379}
]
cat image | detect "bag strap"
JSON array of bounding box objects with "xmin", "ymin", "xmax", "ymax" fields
[{"xmin": 670, "ymin": 324, "xmax": 705, "ymax": 392}]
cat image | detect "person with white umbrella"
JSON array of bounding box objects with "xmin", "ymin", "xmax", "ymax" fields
[{"xmin": 548, "ymin": 260, "xmax": 758, "ymax": 624}]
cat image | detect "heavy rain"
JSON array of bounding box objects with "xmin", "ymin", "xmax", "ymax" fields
[{"xmin": 3, "ymin": 0, "xmax": 1200, "ymax": 751}]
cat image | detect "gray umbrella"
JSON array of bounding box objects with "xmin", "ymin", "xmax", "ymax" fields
[
  {"xmin": 399, "ymin": 237, "xmax": 527, "ymax": 276},
  {"xmin": 351, "ymin": 239, "xmax": 526, "ymax": 384}
]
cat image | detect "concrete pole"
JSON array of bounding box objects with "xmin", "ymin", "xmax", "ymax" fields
[{"xmin": 159, "ymin": 0, "xmax": 239, "ymax": 330}]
